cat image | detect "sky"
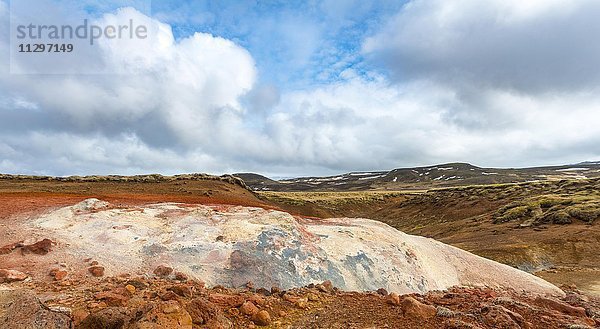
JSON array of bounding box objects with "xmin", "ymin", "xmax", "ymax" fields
[{"xmin": 1, "ymin": 0, "xmax": 600, "ymax": 177}]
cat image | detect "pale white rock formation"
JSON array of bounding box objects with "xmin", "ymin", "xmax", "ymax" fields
[{"xmin": 33, "ymin": 199, "xmax": 563, "ymax": 296}]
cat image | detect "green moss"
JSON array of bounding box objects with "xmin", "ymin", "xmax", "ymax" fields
[
  {"xmin": 566, "ymin": 204, "xmax": 600, "ymax": 224},
  {"xmin": 543, "ymin": 210, "xmax": 572, "ymax": 225},
  {"xmin": 494, "ymin": 205, "xmax": 531, "ymax": 223},
  {"xmin": 538, "ymin": 196, "xmax": 565, "ymax": 209}
]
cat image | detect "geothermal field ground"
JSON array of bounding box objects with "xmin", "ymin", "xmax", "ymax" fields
[{"xmin": 0, "ymin": 171, "xmax": 599, "ymax": 328}]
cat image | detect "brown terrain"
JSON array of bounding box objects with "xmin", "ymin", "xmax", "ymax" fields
[{"xmin": 1, "ymin": 174, "xmax": 599, "ymax": 328}]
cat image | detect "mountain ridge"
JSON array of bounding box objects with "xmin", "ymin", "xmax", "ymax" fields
[{"xmin": 234, "ymin": 161, "xmax": 600, "ymax": 191}]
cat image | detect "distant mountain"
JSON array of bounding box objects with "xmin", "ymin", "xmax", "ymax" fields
[{"xmin": 234, "ymin": 162, "xmax": 600, "ymax": 191}]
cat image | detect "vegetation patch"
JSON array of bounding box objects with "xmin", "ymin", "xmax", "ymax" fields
[{"xmin": 493, "ymin": 194, "xmax": 600, "ymax": 226}]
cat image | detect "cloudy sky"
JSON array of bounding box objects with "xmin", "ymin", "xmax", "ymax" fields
[{"xmin": 2, "ymin": 0, "xmax": 600, "ymax": 177}]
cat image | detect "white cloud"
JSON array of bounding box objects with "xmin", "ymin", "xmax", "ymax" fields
[
  {"xmin": 363, "ymin": 0, "xmax": 600, "ymax": 92},
  {"xmin": 3, "ymin": 6, "xmax": 256, "ymax": 143},
  {"xmin": 266, "ymin": 78, "xmax": 600, "ymax": 170},
  {"xmin": 1, "ymin": 0, "xmax": 600, "ymax": 177}
]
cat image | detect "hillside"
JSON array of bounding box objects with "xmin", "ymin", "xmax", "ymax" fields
[
  {"xmin": 235, "ymin": 162, "xmax": 600, "ymax": 191},
  {"xmin": 0, "ymin": 173, "xmax": 266, "ymax": 213},
  {"xmin": 261, "ymin": 178, "xmax": 600, "ymax": 297}
]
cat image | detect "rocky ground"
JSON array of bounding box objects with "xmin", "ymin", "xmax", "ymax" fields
[{"xmin": 1, "ymin": 269, "xmax": 599, "ymax": 328}]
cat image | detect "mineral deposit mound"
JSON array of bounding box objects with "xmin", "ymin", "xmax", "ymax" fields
[{"xmin": 33, "ymin": 199, "xmax": 561, "ymax": 295}]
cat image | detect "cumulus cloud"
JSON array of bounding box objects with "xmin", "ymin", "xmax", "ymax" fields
[
  {"xmin": 1, "ymin": 5, "xmax": 259, "ymax": 174},
  {"xmin": 363, "ymin": 0, "xmax": 600, "ymax": 93}
]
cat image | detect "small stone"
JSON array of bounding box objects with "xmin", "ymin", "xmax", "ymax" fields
[
  {"xmin": 251, "ymin": 310, "xmax": 271, "ymax": 326},
  {"xmin": 316, "ymin": 284, "xmax": 330, "ymax": 293},
  {"xmin": 0, "ymin": 241, "xmax": 23, "ymax": 255},
  {"xmin": 208, "ymin": 293, "xmax": 245, "ymax": 308},
  {"xmin": 0, "ymin": 269, "xmax": 28, "ymax": 283},
  {"xmin": 169, "ymin": 285, "xmax": 193, "ymax": 297},
  {"xmin": 125, "ymin": 284, "xmax": 136, "ymax": 294},
  {"xmin": 127, "ymin": 278, "xmax": 148, "ymax": 290},
  {"xmin": 377, "ymin": 288, "xmax": 388, "ymax": 296},
  {"xmin": 240, "ymin": 301, "xmax": 259, "ymax": 316},
  {"xmin": 256, "ymin": 288, "xmax": 271, "ymax": 296},
  {"xmin": 283, "ymin": 293, "xmax": 298, "ymax": 303},
  {"xmin": 436, "ymin": 306, "xmax": 456, "ymax": 318},
  {"xmin": 93, "ymin": 292, "xmax": 129, "ymax": 307},
  {"xmin": 90, "ymin": 260, "xmax": 99, "ymax": 266},
  {"xmin": 174, "ymin": 271, "xmax": 188, "ymax": 281},
  {"xmin": 186, "ymin": 298, "xmax": 230, "ymax": 327},
  {"xmin": 88, "ymin": 266, "xmax": 105, "ymax": 277},
  {"xmin": 386, "ymin": 292, "xmax": 400, "ymax": 306},
  {"xmin": 193, "ymin": 279, "xmax": 206, "ymax": 289},
  {"xmin": 247, "ymin": 295, "xmax": 265, "ymax": 306},
  {"xmin": 154, "ymin": 265, "xmax": 173, "ymax": 278},
  {"xmin": 160, "ymin": 291, "xmax": 179, "ymax": 301},
  {"xmin": 400, "ymin": 297, "xmax": 436, "ymax": 319},
  {"xmin": 22, "ymin": 239, "xmax": 53, "ymax": 255},
  {"xmin": 77, "ymin": 307, "xmax": 129, "ymax": 329},
  {"xmin": 54, "ymin": 270, "xmax": 68, "ymax": 281},
  {"xmin": 271, "ymin": 286, "xmax": 281, "ymax": 295}
]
